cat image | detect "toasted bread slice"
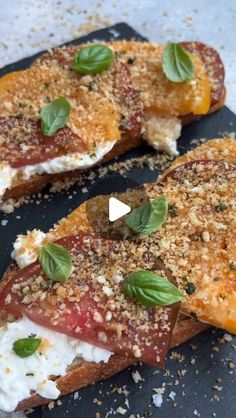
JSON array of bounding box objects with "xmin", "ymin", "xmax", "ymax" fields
[
  {"xmin": 0, "ymin": 40, "xmax": 225, "ymax": 204},
  {"xmin": 0, "ymin": 138, "xmax": 234, "ymax": 411},
  {"xmin": 0, "ymin": 201, "xmax": 209, "ymax": 411}
]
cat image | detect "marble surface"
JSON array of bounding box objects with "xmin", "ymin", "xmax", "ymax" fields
[{"xmin": 0, "ymin": 0, "xmax": 236, "ymax": 113}]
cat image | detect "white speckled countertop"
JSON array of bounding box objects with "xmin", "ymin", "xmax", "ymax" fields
[{"xmin": 0, "ymin": 0, "xmax": 236, "ymax": 113}]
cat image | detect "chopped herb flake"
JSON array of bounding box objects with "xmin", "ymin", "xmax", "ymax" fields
[
  {"xmin": 186, "ymin": 282, "xmax": 196, "ymax": 295},
  {"xmin": 168, "ymin": 204, "xmax": 178, "ymax": 218},
  {"xmin": 215, "ymin": 202, "xmax": 227, "ymax": 213},
  {"xmin": 127, "ymin": 57, "xmax": 135, "ymax": 65},
  {"xmin": 229, "ymin": 262, "xmax": 236, "ymax": 271}
]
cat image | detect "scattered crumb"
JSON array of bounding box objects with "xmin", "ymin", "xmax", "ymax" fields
[
  {"xmin": 74, "ymin": 391, "xmax": 79, "ymax": 400},
  {"xmin": 169, "ymin": 391, "xmax": 176, "ymax": 400},
  {"xmin": 152, "ymin": 393, "xmax": 163, "ymax": 408},
  {"xmin": 48, "ymin": 401, "xmax": 55, "ymax": 410},
  {"xmin": 131, "ymin": 370, "xmax": 144, "ymax": 383},
  {"xmin": 224, "ymin": 333, "xmax": 233, "ymax": 342},
  {"xmin": 116, "ymin": 406, "xmax": 127, "ymax": 415},
  {"xmin": 228, "ymin": 360, "xmax": 235, "ymax": 369}
]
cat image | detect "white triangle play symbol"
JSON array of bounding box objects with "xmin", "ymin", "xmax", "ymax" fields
[{"xmin": 108, "ymin": 197, "xmax": 131, "ymax": 222}]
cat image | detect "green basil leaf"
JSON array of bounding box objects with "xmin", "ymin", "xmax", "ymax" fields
[
  {"xmin": 13, "ymin": 338, "xmax": 41, "ymax": 358},
  {"xmin": 40, "ymin": 97, "xmax": 71, "ymax": 136},
  {"xmin": 73, "ymin": 45, "xmax": 114, "ymax": 74},
  {"xmin": 125, "ymin": 196, "xmax": 168, "ymax": 235},
  {"xmin": 123, "ymin": 270, "xmax": 183, "ymax": 307},
  {"xmin": 162, "ymin": 43, "xmax": 194, "ymax": 83},
  {"xmin": 38, "ymin": 243, "xmax": 73, "ymax": 282}
]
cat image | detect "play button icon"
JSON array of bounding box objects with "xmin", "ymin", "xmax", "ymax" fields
[
  {"xmin": 85, "ymin": 174, "xmax": 149, "ymax": 237},
  {"xmin": 108, "ymin": 197, "xmax": 131, "ymax": 222}
]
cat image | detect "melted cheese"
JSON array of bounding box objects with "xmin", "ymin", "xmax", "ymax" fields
[{"xmin": 0, "ymin": 316, "xmax": 112, "ymax": 412}]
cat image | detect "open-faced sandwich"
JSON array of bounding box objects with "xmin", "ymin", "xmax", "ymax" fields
[
  {"xmin": 0, "ymin": 137, "xmax": 235, "ymax": 412},
  {"xmin": 0, "ymin": 40, "xmax": 225, "ymax": 207}
]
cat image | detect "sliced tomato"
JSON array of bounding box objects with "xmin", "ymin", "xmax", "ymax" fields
[
  {"xmin": 0, "ymin": 115, "xmax": 87, "ymax": 168},
  {"xmin": 0, "ymin": 234, "xmax": 179, "ymax": 367},
  {"xmin": 181, "ymin": 42, "xmax": 225, "ymax": 107}
]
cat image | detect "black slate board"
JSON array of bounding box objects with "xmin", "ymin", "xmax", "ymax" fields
[{"xmin": 1, "ymin": 23, "xmax": 236, "ymax": 418}]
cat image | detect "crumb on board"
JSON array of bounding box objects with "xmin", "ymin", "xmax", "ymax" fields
[
  {"xmin": 0, "ymin": 150, "xmax": 174, "ymax": 213},
  {"xmin": 152, "ymin": 393, "xmax": 163, "ymax": 408}
]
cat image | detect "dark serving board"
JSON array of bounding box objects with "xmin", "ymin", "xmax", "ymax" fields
[{"xmin": 0, "ymin": 23, "xmax": 236, "ymax": 418}]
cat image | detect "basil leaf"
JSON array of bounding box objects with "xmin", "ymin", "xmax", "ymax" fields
[
  {"xmin": 125, "ymin": 196, "xmax": 168, "ymax": 235},
  {"xmin": 162, "ymin": 43, "xmax": 194, "ymax": 83},
  {"xmin": 123, "ymin": 270, "xmax": 183, "ymax": 307},
  {"xmin": 40, "ymin": 97, "xmax": 71, "ymax": 136},
  {"xmin": 13, "ymin": 338, "xmax": 41, "ymax": 358},
  {"xmin": 38, "ymin": 243, "xmax": 73, "ymax": 282},
  {"xmin": 73, "ymin": 45, "xmax": 114, "ymax": 74}
]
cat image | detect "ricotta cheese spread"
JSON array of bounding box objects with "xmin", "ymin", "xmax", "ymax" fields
[
  {"xmin": 0, "ymin": 316, "xmax": 112, "ymax": 412},
  {"xmin": 0, "ymin": 140, "xmax": 116, "ymax": 205},
  {"xmin": 11, "ymin": 229, "xmax": 46, "ymax": 269},
  {"xmin": 143, "ymin": 115, "xmax": 182, "ymax": 156},
  {"xmin": 0, "ymin": 163, "xmax": 16, "ymax": 199}
]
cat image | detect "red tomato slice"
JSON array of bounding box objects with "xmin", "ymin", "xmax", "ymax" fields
[
  {"xmin": 0, "ymin": 234, "xmax": 179, "ymax": 367},
  {"xmin": 0, "ymin": 115, "xmax": 87, "ymax": 168}
]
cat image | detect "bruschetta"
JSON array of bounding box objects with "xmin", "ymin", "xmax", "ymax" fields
[
  {"xmin": 0, "ymin": 138, "xmax": 234, "ymax": 411},
  {"xmin": 0, "ymin": 40, "xmax": 225, "ymax": 206}
]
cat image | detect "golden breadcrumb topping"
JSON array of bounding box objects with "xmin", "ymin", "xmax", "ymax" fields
[
  {"xmin": 9, "ymin": 235, "xmax": 175, "ymax": 360},
  {"xmin": 34, "ymin": 41, "xmax": 212, "ymax": 117},
  {"xmin": 0, "ymin": 62, "xmax": 120, "ymax": 150},
  {"xmin": 51, "ymin": 155, "xmax": 236, "ymax": 333},
  {"xmin": 110, "ymin": 41, "xmax": 211, "ymax": 116}
]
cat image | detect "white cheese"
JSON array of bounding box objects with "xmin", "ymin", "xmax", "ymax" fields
[
  {"xmin": 20, "ymin": 141, "xmax": 116, "ymax": 179},
  {"xmin": 0, "ymin": 140, "xmax": 116, "ymax": 205},
  {"xmin": 11, "ymin": 229, "xmax": 46, "ymax": 269},
  {"xmin": 143, "ymin": 115, "xmax": 181, "ymax": 156},
  {"xmin": 0, "ymin": 163, "xmax": 16, "ymax": 201},
  {"xmin": 0, "ymin": 316, "xmax": 112, "ymax": 412}
]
